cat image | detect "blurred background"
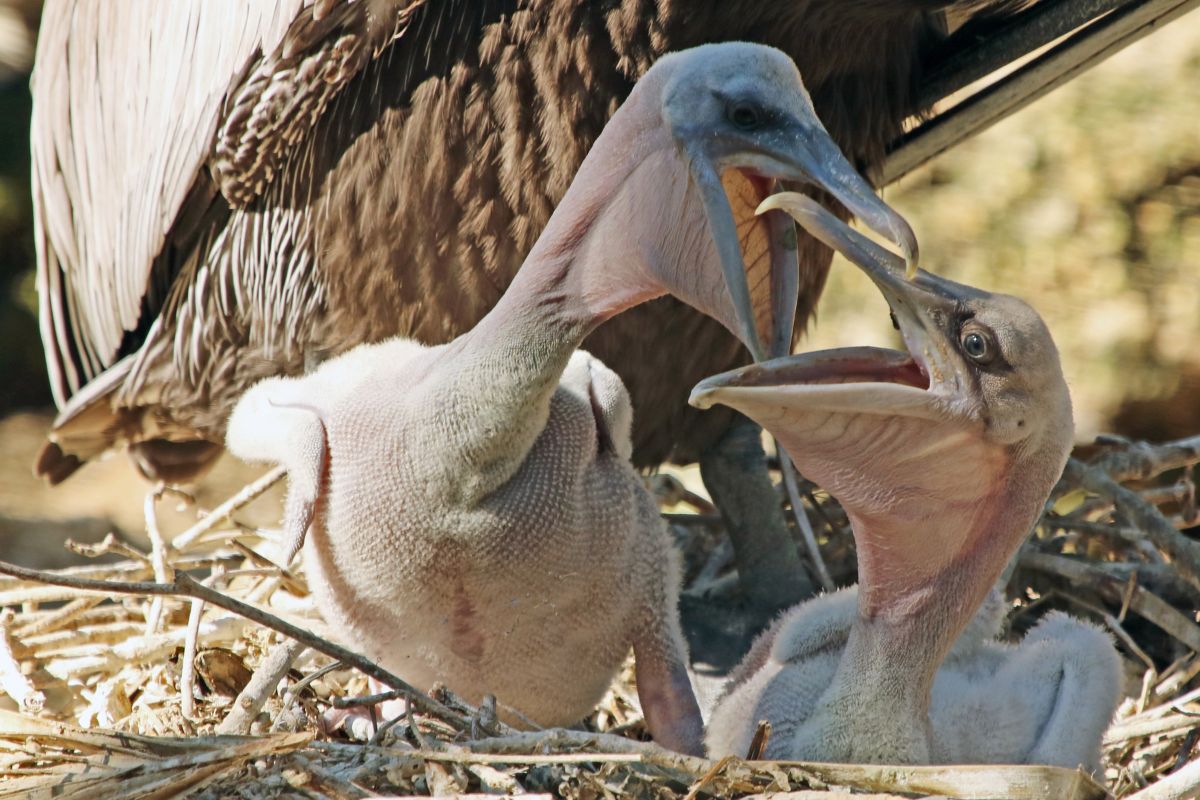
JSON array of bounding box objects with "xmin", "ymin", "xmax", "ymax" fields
[
  {"xmin": 0, "ymin": 5, "xmax": 1196, "ymax": 548},
  {"xmin": 812, "ymin": 14, "xmax": 1200, "ymax": 446}
]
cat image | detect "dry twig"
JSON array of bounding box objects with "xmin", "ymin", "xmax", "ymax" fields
[
  {"xmin": 1060, "ymin": 458, "xmax": 1200, "ymax": 592},
  {"xmin": 0, "ymin": 609, "xmax": 43, "ymax": 713},
  {"xmin": 217, "ymin": 638, "xmax": 307, "ymax": 735},
  {"xmin": 1125, "ymin": 757, "xmax": 1200, "ymax": 800},
  {"xmin": 0, "ymin": 558, "xmax": 469, "ymax": 729},
  {"xmin": 1021, "ymin": 551, "xmax": 1200, "ymax": 653},
  {"xmin": 171, "ymin": 465, "xmax": 287, "ymax": 551},
  {"xmin": 142, "ymin": 486, "xmax": 175, "ymax": 635}
]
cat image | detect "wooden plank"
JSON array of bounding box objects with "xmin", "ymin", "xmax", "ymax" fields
[
  {"xmin": 775, "ymin": 761, "xmax": 1109, "ymax": 800},
  {"xmin": 881, "ymin": 0, "xmax": 1200, "ymax": 185},
  {"xmin": 918, "ymin": 0, "xmax": 1131, "ymax": 109}
]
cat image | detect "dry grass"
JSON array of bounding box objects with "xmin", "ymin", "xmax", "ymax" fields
[{"xmin": 0, "ymin": 435, "xmax": 1196, "ymax": 799}]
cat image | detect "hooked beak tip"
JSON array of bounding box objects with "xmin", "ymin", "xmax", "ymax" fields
[
  {"xmin": 758, "ymin": 191, "xmax": 916, "ymax": 281},
  {"xmin": 758, "ymin": 192, "xmax": 919, "ymax": 278},
  {"xmin": 754, "ymin": 193, "xmax": 788, "ymax": 217},
  {"xmin": 688, "ymin": 382, "xmax": 720, "ymax": 410},
  {"xmin": 894, "ymin": 222, "xmax": 920, "ymax": 279}
]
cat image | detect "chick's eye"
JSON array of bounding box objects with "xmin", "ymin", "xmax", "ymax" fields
[
  {"xmin": 728, "ymin": 102, "xmax": 762, "ymax": 131},
  {"xmin": 961, "ymin": 330, "xmax": 992, "ymax": 362}
]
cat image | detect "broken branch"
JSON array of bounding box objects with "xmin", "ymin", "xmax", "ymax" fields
[
  {"xmin": 0, "ymin": 558, "xmax": 468, "ymax": 730},
  {"xmin": 0, "ymin": 609, "xmax": 44, "ymax": 713},
  {"xmin": 1061, "ymin": 458, "xmax": 1200, "ymax": 593}
]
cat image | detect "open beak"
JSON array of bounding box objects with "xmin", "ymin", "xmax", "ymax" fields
[
  {"xmin": 690, "ymin": 192, "xmax": 1076, "ymax": 627},
  {"xmin": 688, "ymin": 187, "xmax": 1015, "ymax": 537},
  {"xmin": 688, "ymin": 323, "xmax": 1010, "ymax": 621},
  {"xmin": 688, "ymin": 191, "xmax": 1000, "ymax": 489},
  {"xmin": 688, "ymin": 192, "xmax": 1010, "ymax": 612},
  {"xmin": 687, "ymin": 135, "xmax": 918, "ymax": 362},
  {"xmin": 687, "ymin": 181, "xmax": 952, "ymax": 421},
  {"xmin": 688, "ymin": 344, "xmax": 940, "ymax": 431},
  {"xmin": 753, "ymin": 192, "xmax": 984, "ymax": 397}
]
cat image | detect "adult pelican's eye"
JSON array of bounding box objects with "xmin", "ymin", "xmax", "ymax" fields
[
  {"xmin": 728, "ymin": 102, "xmax": 762, "ymax": 131},
  {"xmin": 961, "ymin": 329, "xmax": 993, "ymax": 362}
]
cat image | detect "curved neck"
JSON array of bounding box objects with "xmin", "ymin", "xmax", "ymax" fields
[
  {"xmin": 481, "ymin": 79, "xmax": 680, "ymax": 337},
  {"xmin": 428, "ymin": 73, "xmax": 685, "ymax": 497},
  {"xmin": 816, "ymin": 463, "xmax": 1054, "ymax": 760}
]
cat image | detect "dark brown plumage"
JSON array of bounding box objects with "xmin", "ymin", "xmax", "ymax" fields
[{"xmin": 33, "ymin": 0, "xmax": 1021, "ymax": 481}]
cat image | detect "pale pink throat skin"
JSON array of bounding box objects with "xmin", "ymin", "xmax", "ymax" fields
[
  {"xmin": 694, "ymin": 195, "xmax": 1118, "ymax": 765},
  {"xmin": 226, "ymin": 44, "xmax": 917, "ymax": 757}
]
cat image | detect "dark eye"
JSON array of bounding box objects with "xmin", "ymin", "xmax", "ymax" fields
[
  {"xmin": 728, "ymin": 101, "xmax": 762, "ymax": 131},
  {"xmin": 961, "ymin": 329, "xmax": 993, "ymax": 363}
]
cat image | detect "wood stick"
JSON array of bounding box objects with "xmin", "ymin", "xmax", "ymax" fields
[
  {"xmin": 142, "ymin": 487, "xmax": 174, "ymax": 635},
  {"xmin": 418, "ymin": 749, "xmax": 644, "ymax": 766},
  {"xmin": 0, "ymin": 555, "xmax": 241, "ymax": 607},
  {"xmin": 1061, "ymin": 459, "xmax": 1200, "ymax": 593},
  {"xmin": 1089, "ymin": 436, "xmax": 1200, "ymax": 483},
  {"xmin": 1105, "ymin": 713, "xmax": 1199, "ymax": 745},
  {"xmin": 180, "ymin": 593, "xmax": 203, "ymax": 720},
  {"xmin": 0, "ymin": 610, "xmax": 43, "ymax": 713},
  {"xmin": 65, "ymin": 532, "xmax": 150, "ymax": 564},
  {"xmin": 217, "ymin": 639, "xmax": 307, "ymax": 735},
  {"xmin": 180, "ymin": 567, "xmax": 224, "ymax": 721},
  {"xmin": 780, "ymin": 447, "xmax": 834, "ymax": 592},
  {"xmin": 358, "ymin": 796, "xmax": 554, "ymax": 800},
  {"xmin": 914, "ymin": 0, "xmax": 1129, "ymax": 109},
  {"xmin": 0, "ymin": 557, "xmax": 468, "ymax": 730},
  {"xmin": 13, "ymin": 596, "xmax": 104, "ymax": 638},
  {"xmin": 171, "ymin": 465, "xmax": 286, "ymax": 551},
  {"xmin": 1125, "ymin": 757, "xmax": 1200, "ymax": 800},
  {"xmin": 462, "ymin": 729, "xmax": 710, "ymax": 776},
  {"xmin": 881, "ymin": 0, "xmax": 1200, "ymax": 184},
  {"xmin": 1020, "ymin": 551, "xmax": 1200, "ymax": 652},
  {"xmin": 227, "ymin": 540, "xmax": 306, "ymax": 597},
  {"xmin": 0, "ymin": 555, "xmax": 232, "ymax": 588},
  {"xmin": 1156, "ymin": 657, "xmax": 1200, "ymax": 699},
  {"xmin": 684, "ymin": 754, "xmax": 738, "ymax": 800},
  {"xmin": 44, "ymin": 617, "xmax": 247, "ymax": 678}
]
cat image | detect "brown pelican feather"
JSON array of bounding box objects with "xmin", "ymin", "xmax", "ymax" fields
[{"xmin": 32, "ymin": 0, "xmax": 1031, "ymax": 481}]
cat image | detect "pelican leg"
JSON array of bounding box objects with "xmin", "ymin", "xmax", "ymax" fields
[
  {"xmin": 630, "ymin": 496, "xmax": 704, "ymax": 755},
  {"xmin": 701, "ymin": 414, "xmax": 814, "ymax": 610},
  {"xmin": 683, "ymin": 415, "xmax": 816, "ymax": 669},
  {"xmin": 633, "ymin": 625, "xmax": 705, "ymax": 756}
]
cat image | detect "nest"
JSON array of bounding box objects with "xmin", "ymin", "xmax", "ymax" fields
[{"xmin": 0, "ymin": 435, "xmax": 1197, "ymax": 799}]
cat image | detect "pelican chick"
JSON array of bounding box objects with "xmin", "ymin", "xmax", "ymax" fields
[
  {"xmin": 696, "ymin": 193, "xmax": 1121, "ymax": 769},
  {"xmin": 226, "ymin": 46, "xmax": 916, "ymax": 755}
]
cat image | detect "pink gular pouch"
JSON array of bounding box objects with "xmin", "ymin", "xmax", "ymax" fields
[
  {"xmin": 225, "ymin": 42, "xmax": 917, "ymax": 758},
  {"xmin": 698, "ymin": 193, "xmax": 1120, "ymax": 770}
]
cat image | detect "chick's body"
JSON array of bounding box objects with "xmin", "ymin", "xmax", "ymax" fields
[{"xmin": 230, "ymin": 343, "xmax": 684, "ymax": 726}]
